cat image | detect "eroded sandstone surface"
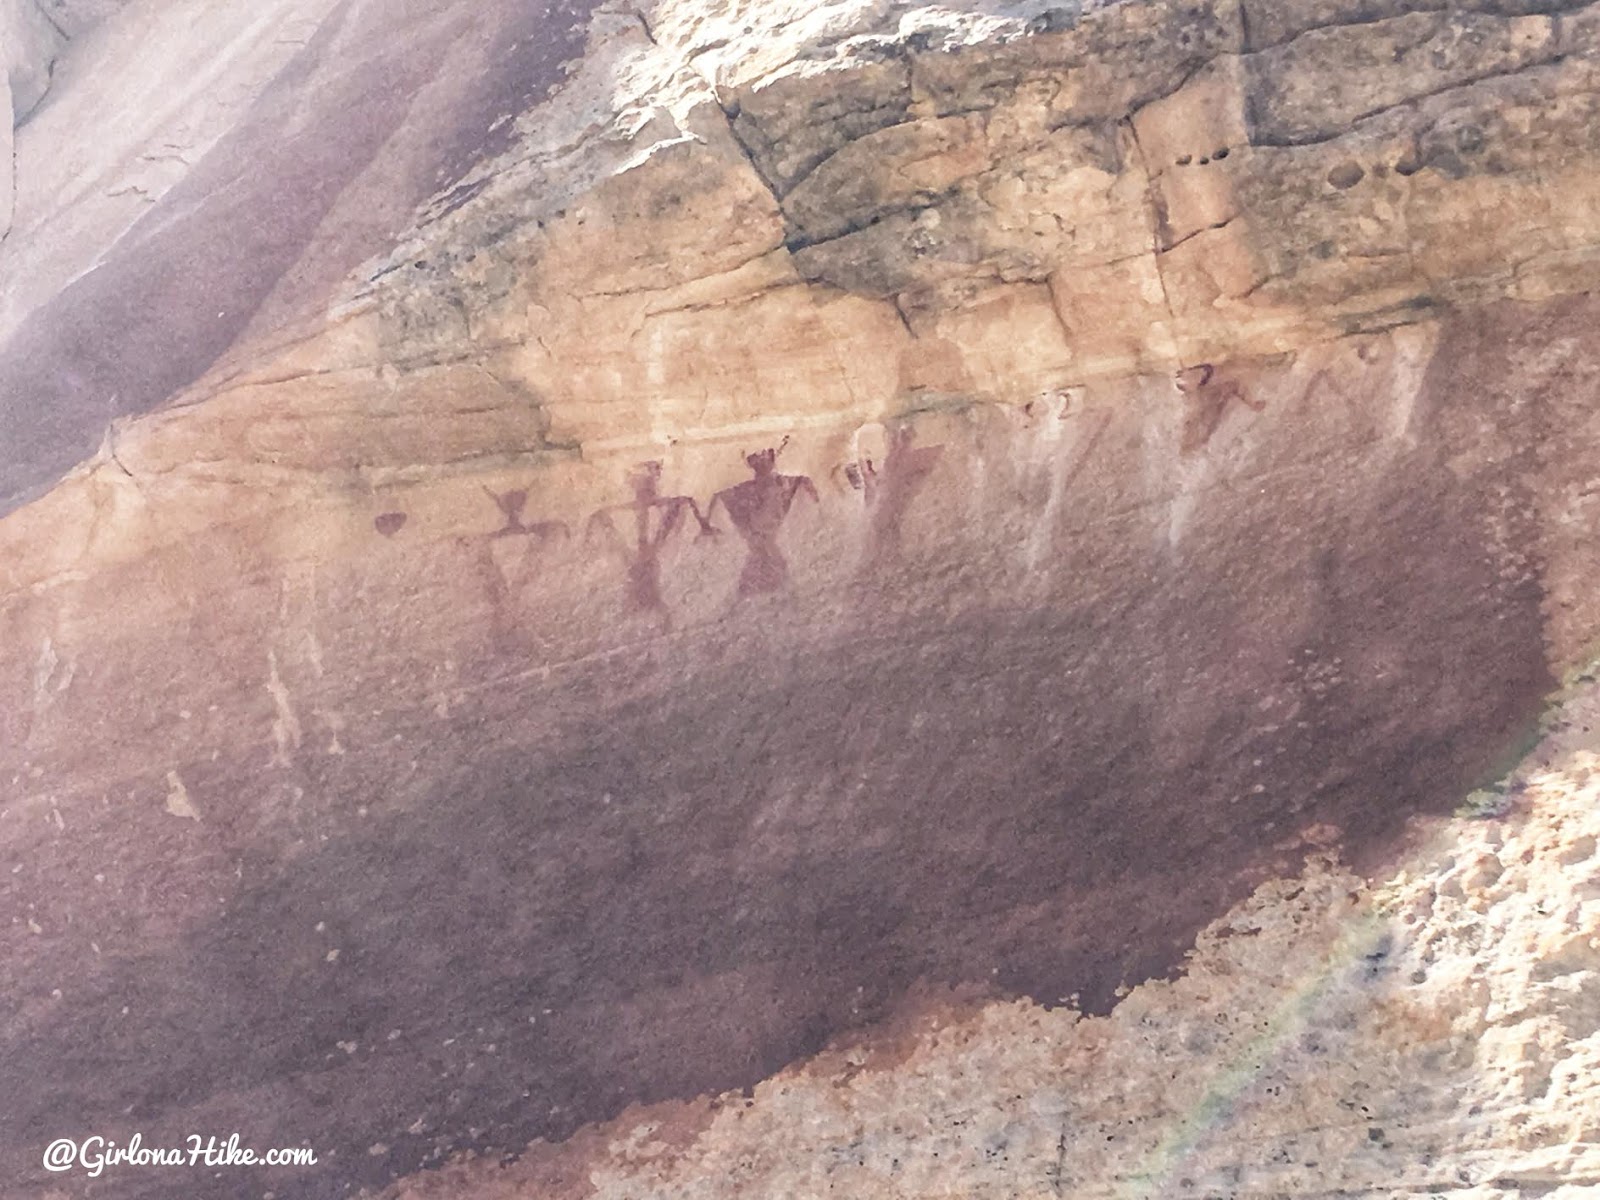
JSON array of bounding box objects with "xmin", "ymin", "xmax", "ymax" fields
[{"xmin": 3, "ymin": 0, "xmax": 1599, "ymax": 1197}]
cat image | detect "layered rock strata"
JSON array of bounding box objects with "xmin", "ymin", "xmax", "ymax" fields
[{"xmin": 2, "ymin": 0, "xmax": 1600, "ymax": 1197}]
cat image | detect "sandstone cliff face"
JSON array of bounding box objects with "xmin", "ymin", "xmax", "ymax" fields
[{"xmin": 2, "ymin": 1, "xmax": 1599, "ymax": 1198}]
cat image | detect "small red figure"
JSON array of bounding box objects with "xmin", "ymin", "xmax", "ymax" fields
[
  {"xmin": 587, "ymin": 461, "xmax": 715, "ymax": 618},
  {"xmin": 1176, "ymin": 363, "xmax": 1265, "ymax": 455},
  {"xmin": 483, "ymin": 487, "xmax": 569, "ymax": 544},
  {"xmin": 859, "ymin": 425, "xmax": 943, "ymax": 555},
  {"xmin": 705, "ymin": 438, "xmax": 819, "ymax": 597},
  {"xmin": 470, "ymin": 488, "xmax": 568, "ymax": 655}
]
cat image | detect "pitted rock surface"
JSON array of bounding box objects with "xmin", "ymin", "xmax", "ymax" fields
[{"xmin": 3, "ymin": 1, "xmax": 1600, "ymax": 1198}]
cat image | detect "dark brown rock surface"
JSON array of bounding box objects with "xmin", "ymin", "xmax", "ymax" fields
[{"xmin": 2, "ymin": 1, "xmax": 1599, "ymax": 1197}]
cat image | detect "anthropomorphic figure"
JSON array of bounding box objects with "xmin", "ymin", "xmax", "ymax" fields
[
  {"xmin": 706, "ymin": 438, "xmax": 819, "ymax": 597},
  {"xmin": 471, "ymin": 488, "xmax": 568, "ymax": 654},
  {"xmin": 859, "ymin": 424, "xmax": 943, "ymax": 555},
  {"xmin": 586, "ymin": 461, "xmax": 714, "ymax": 620},
  {"xmin": 1176, "ymin": 363, "xmax": 1265, "ymax": 455},
  {"xmin": 484, "ymin": 487, "xmax": 570, "ymax": 543}
]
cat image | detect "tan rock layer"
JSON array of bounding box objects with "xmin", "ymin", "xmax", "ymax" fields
[{"xmin": 1, "ymin": 1, "xmax": 1599, "ymax": 1197}]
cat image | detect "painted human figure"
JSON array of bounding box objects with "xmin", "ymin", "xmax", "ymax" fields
[
  {"xmin": 860, "ymin": 424, "xmax": 943, "ymax": 555},
  {"xmin": 472, "ymin": 488, "xmax": 568, "ymax": 654},
  {"xmin": 705, "ymin": 438, "xmax": 819, "ymax": 597},
  {"xmin": 483, "ymin": 486, "xmax": 569, "ymax": 543},
  {"xmin": 1176, "ymin": 363, "xmax": 1265, "ymax": 455},
  {"xmin": 586, "ymin": 461, "xmax": 714, "ymax": 619}
]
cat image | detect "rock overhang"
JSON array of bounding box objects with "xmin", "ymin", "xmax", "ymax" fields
[{"xmin": 2, "ymin": 1, "xmax": 1600, "ymax": 1197}]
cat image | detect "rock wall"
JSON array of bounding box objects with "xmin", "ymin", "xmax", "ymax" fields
[
  {"xmin": 384, "ymin": 677, "xmax": 1600, "ymax": 1200},
  {"xmin": 2, "ymin": 1, "xmax": 1599, "ymax": 1197}
]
